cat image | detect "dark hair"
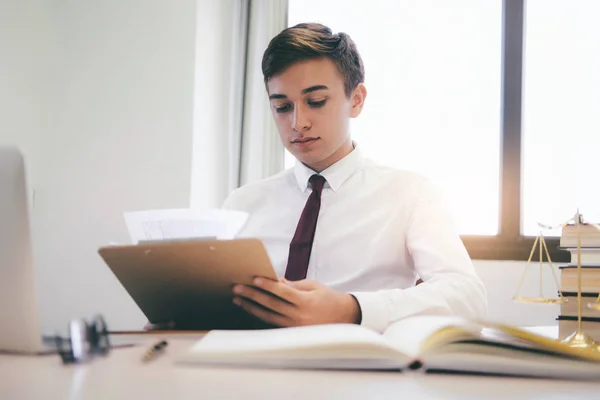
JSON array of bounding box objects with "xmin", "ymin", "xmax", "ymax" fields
[{"xmin": 261, "ymin": 23, "xmax": 365, "ymax": 97}]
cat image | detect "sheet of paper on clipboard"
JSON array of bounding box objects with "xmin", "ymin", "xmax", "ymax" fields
[{"xmin": 123, "ymin": 209, "xmax": 249, "ymax": 244}]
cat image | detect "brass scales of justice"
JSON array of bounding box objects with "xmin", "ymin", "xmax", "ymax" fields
[{"xmin": 513, "ymin": 209, "xmax": 600, "ymax": 352}]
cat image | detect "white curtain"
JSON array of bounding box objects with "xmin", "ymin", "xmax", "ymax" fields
[
  {"xmin": 238, "ymin": 0, "xmax": 288, "ymax": 186},
  {"xmin": 225, "ymin": 0, "xmax": 251, "ymax": 192},
  {"xmin": 190, "ymin": 0, "xmax": 287, "ymax": 209}
]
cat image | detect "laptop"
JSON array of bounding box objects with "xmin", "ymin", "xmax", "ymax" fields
[
  {"xmin": 0, "ymin": 147, "xmax": 48, "ymax": 353},
  {"xmin": 0, "ymin": 148, "xmax": 141, "ymax": 356}
]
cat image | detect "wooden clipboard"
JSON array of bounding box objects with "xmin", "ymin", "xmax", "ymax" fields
[{"xmin": 98, "ymin": 238, "xmax": 278, "ymax": 330}]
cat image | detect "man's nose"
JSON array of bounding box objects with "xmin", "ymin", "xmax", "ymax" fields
[{"xmin": 292, "ymin": 105, "xmax": 310, "ymax": 132}]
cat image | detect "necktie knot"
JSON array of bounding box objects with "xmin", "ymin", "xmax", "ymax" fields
[{"xmin": 309, "ymin": 174, "xmax": 326, "ymax": 193}]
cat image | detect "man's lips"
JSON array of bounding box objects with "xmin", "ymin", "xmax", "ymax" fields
[
  {"xmin": 290, "ymin": 137, "xmax": 319, "ymax": 149},
  {"xmin": 291, "ymin": 137, "xmax": 319, "ymax": 149},
  {"xmin": 291, "ymin": 137, "xmax": 319, "ymax": 144}
]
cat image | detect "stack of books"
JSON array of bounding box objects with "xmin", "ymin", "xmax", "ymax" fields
[{"xmin": 558, "ymin": 222, "xmax": 600, "ymax": 340}]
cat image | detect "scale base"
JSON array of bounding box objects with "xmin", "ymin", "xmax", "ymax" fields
[{"xmin": 562, "ymin": 331, "xmax": 600, "ymax": 353}]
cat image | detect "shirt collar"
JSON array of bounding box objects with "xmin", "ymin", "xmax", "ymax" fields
[{"xmin": 293, "ymin": 142, "xmax": 364, "ymax": 192}]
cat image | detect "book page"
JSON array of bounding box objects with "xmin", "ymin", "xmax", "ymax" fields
[
  {"xmin": 123, "ymin": 209, "xmax": 248, "ymax": 244},
  {"xmin": 181, "ymin": 324, "xmax": 412, "ymax": 369},
  {"xmin": 381, "ymin": 316, "xmax": 600, "ymax": 379},
  {"xmin": 382, "ymin": 315, "xmax": 467, "ymax": 359},
  {"xmin": 190, "ymin": 324, "xmax": 395, "ymax": 355},
  {"xmin": 385, "ymin": 315, "xmax": 600, "ymax": 361},
  {"xmin": 384, "ymin": 316, "xmax": 566, "ymax": 359}
]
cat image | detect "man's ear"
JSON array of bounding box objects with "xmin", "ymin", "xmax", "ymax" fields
[{"xmin": 349, "ymin": 83, "xmax": 367, "ymax": 118}]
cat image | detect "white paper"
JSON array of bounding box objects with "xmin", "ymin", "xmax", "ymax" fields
[
  {"xmin": 188, "ymin": 324, "xmax": 392, "ymax": 356},
  {"xmin": 123, "ymin": 208, "xmax": 249, "ymax": 244},
  {"xmin": 177, "ymin": 323, "xmax": 413, "ymax": 371}
]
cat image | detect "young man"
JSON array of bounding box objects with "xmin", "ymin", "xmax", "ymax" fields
[{"xmin": 224, "ymin": 23, "xmax": 487, "ymax": 333}]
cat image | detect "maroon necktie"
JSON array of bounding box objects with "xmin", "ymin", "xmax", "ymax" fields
[{"xmin": 285, "ymin": 174, "xmax": 326, "ymax": 281}]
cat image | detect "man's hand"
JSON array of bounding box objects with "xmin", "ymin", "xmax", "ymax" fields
[{"xmin": 232, "ymin": 277, "xmax": 361, "ymax": 327}]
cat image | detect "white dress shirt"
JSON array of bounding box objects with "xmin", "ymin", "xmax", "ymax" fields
[{"xmin": 222, "ymin": 146, "xmax": 487, "ymax": 333}]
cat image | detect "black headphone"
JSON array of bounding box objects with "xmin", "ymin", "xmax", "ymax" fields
[{"xmin": 54, "ymin": 314, "xmax": 111, "ymax": 363}]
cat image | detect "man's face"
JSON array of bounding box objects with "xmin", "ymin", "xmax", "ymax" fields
[{"xmin": 267, "ymin": 58, "xmax": 365, "ymax": 172}]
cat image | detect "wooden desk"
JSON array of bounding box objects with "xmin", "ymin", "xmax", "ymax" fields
[{"xmin": 1, "ymin": 331, "xmax": 599, "ymax": 400}]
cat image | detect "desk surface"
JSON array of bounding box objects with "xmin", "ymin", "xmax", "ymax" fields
[{"xmin": 1, "ymin": 332, "xmax": 600, "ymax": 400}]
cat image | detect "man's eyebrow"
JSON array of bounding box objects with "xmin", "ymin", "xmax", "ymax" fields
[
  {"xmin": 301, "ymin": 85, "xmax": 329, "ymax": 94},
  {"xmin": 268, "ymin": 85, "xmax": 329, "ymax": 100},
  {"xmin": 269, "ymin": 93, "xmax": 287, "ymax": 100}
]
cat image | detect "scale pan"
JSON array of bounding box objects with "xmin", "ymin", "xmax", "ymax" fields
[{"xmin": 513, "ymin": 296, "xmax": 565, "ymax": 304}]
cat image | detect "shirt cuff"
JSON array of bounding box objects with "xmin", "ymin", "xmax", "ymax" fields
[{"xmin": 349, "ymin": 291, "xmax": 389, "ymax": 333}]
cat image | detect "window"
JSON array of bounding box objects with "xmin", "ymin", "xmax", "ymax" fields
[
  {"xmin": 285, "ymin": 0, "xmax": 599, "ymax": 261},
  {"xmin": 522, "ymin": 0, "xmax": 600, "ymax": 236},
  {"xmin": 286, "ymin": 0, "xmax": 502, "ymax": 236}
]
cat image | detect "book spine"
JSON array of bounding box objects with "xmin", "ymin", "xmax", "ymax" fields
[
  {"xmin": 560, "ymin": 291, "xmax": 599, "ymax": 297},
  {"xmin": 556, "ymin": 316, "xmax": 600, "ymax": 322}
]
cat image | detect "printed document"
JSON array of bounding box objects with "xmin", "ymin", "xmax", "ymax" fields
[{"xmin": 123, "ymin": 209, "xmax": 249, "ymax": 244}]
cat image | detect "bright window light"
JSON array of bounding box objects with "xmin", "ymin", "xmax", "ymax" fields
[
  {"xmin": 286, "ymin": 0, "xmax": 502, "ymax": 235},
  {"xmin": 522, "ymin": 0, "xmax": 600, "ymax": 236}
]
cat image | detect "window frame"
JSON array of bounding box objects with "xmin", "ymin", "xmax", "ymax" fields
[{"xmin": 462, "ymin": 0, "xmax": 567, "ymax": 262}]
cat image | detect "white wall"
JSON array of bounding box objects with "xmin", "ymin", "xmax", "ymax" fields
[
  {"xmin": 1, "ymin": 0, "xmax": 198, "ymax": 332},
  {"xmin": 0, "ymin": 0, "xmax": 53, "ymax": 192},
  {"xmin": 475, "ymin": 261, "xmax": 560, "ymax": 327},
  {"xmin": 0, "ymin": 0, "xmax": 560, "ymax": 333}
]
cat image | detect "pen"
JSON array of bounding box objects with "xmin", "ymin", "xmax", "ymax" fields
[{"xmin": 142, "ymin": 340, "xmax": 168, "ymax": 363}]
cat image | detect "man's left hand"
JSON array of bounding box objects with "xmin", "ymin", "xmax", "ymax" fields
[{"xmin": 232, "ymin": 278, "xmax": 361, "ymax": 327}]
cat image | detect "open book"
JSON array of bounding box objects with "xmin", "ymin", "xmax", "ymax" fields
[{"xmin": 178, "ymin": 315, "xmax": 600, "ymax": 380}]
